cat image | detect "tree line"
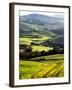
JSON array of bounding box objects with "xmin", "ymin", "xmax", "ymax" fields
[{"xmin": 19, "ymin": 44, "xmax": 64, "ymax": 60}]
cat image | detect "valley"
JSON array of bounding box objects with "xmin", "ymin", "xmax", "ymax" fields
[{"xmin": 19, "ymin": 13, "xmax": 64, "ymax": 79}]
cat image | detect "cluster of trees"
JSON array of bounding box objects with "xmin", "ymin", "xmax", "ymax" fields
[{"xmin": 19, "ymin": 44, "xmax": 64, "ymax": 60}]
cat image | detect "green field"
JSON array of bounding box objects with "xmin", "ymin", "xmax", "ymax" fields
[
  {"xmin": 19, "ymin": 35, "xmax": 53, "ymax": 52},
  {"xmin": 19, "ymin": 54, "xmax": 64, "ymax": 79},
  {"xmin": 32, "ymin": 45, "xmax": 52, "ymax": 51},
  {"xmin": 19, "ymin": 35, "xmax": 50, "ymax": 45},
  {"xmin": 19, "ymin": 34, "xmax": 64, "ymax": 79}
]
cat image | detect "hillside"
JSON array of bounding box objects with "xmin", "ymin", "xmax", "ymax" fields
[
  {"xmin": 19, "ymin": 13, "xmax": 64, "ymax": 47},
  {"xmin": 19, "ymin": 14, "xmax": 64, "ymax": 36},
  {"xmin": 42, "ymin": 36, "xmax": 64, "ymax": 48}
]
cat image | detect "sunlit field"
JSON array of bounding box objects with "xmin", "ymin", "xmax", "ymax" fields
[
  {"xmin": 19, "ymin": 54, "xmax": 64, "ymax": 79},
  {"xmin": 19, "ymin": 35, "xmax": 50, "ymax": 45}
]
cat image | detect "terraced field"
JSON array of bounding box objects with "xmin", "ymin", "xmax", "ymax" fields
[{"xmin": 19, "ymin": 54, "xmax": 64, "ymax": 79}]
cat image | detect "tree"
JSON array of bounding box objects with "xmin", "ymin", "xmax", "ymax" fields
[
  {"xmin": 41, "ymin": 50, "xmax": 47, "ymax": 56},
  {"xmin": 19, "ymin": 44, "xmax": 33, "ymax": 59}
]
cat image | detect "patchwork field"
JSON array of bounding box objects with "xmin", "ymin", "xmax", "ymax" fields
[
  {"xmin": 19, "ymin": 35, "xmax": 50, "ymax": 45},
  {"xmin": 19, "ymin": 35, "xmax": 53, "ymax": 51},
  {"xmin": 19, "ymin": 54, "xmax": 64, "ymax": 79}
]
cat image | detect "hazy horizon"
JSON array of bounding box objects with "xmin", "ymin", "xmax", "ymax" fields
[{"xmin": 19, "ymin": 11, "xmax": 64, "ymax": 18}]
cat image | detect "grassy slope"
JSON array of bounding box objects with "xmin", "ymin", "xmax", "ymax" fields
[
  {"xmin": 32, "ymin": 45, "xmax": 52, "ymax": 52},
  {"xmin": 19, "ymin": 35, "xmax": 50, "ymax": 45},
  {"xmin": 19, "ymin": 17, "xmax": 64, "ymax": 79},
  {"xmin": 19, "ymin": 35, "xmax": 53, "ymax": 51},
  {"xmin": 19, "ymin": 54, "xmax": 64, "ymax": 79},
  {"xmin": 19, "ymin": 35, "xmax": 64, "ymax": 79}
]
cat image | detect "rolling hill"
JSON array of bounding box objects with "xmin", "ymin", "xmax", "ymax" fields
[
  {"xmin": 42, "ymin": 36, "xmax": 64, "ymax": 48},
  {"xmin": 19, "ymin": 13, "xmax": 64, "ymax": 47}
]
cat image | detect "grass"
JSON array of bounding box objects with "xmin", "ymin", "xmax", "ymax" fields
[
  {"xmin": 19, "ymin": 37, "xmax": 32, "ymax": 45},
  {"xmin": 19, "ymin": 35, "xmax": 64, "ymax": 79},
  {"xmin": 32, "ymin": 45, "xmax": 53, "ymax": 52},
  {"xmin": 19, "ymin": 54, "xmax": 64, "ymax": 79},
  {"xmin": 19, "ymin": 36, "xmax": 53, "ymax": 51},
  {"xmin": 29, "ymin": 54, "xmax": 64, "ymax": 61},
  {"xmin": 19, "ymin": 35, "xmax": 51, "ymax": 45}
]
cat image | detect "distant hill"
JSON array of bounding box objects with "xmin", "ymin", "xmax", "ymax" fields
[
  {"xmin": 19, "ymin": 13, "xmax": 64, "ymax": 47},
  {"xmin": 20, "ymin": 14, "xmax": 64, "ymax": 30},
  {"xmin": 42, "ymin": 36, "xmax": 64, "ymax": 47},
  {"xmin": 19, "ymin": 14, "xmax": 64, "ymax": 36}
]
